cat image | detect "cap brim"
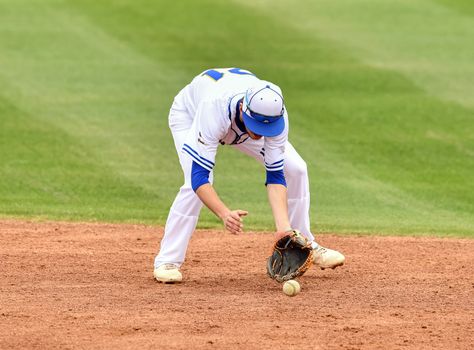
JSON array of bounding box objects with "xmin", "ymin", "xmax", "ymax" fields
[{"xmin": 242, "ymin": 111, "xmax": 285, "ymax": 137}]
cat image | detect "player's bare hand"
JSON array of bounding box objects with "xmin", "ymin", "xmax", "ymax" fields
[{"xmin": 223, "ymin": 210, "xmax": 248, "ymax": 234}]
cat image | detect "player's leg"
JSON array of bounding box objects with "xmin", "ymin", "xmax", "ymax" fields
[
  {"xmin": 282, "ymin": 142, "xmax": 313, "ymax": 240},
  {"xmin": 283, "ymin": 142, "xmax": 345, "ymax": 269},
  {"xmin": 154, "ymin": 129, "xmax": 205, "ymax": 264},
  {"xmin": 154, "ymin": 92, "xmax": 210, "ymax": 282}
]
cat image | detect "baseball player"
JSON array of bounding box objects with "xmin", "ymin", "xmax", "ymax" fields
[{"xmin": 154, "ymin": 68, "xmax": 345, "ymax": 283}]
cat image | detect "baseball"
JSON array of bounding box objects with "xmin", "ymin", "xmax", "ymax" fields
[{"xmin": 282, "ymin": 280, "xmax": 301, "ymax": 297}]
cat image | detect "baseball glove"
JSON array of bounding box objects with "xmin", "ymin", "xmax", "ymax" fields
[{"xmin": 266, "ymin": 229, "xmax": 313, "ymax": 283}]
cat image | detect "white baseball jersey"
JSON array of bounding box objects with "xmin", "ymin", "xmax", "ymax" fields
[{"xmin": 178, "ymin": 68, "xmax": 289, "ymax": 172}]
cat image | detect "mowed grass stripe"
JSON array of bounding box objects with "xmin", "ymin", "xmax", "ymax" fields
[
  {"xmin": 238, "ymin": 0, "xmax": 474, "ymax": 109},
  {"xmin": 434, "ymin": 0, "xmax": 474, "ymax": 16},
  {"xmin": 0, "ymin": 1, "xmax": 187, "ymax": 222},
  {"xmin": 0, "ymin": 0, "xmax": 472, "ymax": 235},
  {"xmin": 0, "ymin": 0, "xmax": 181, "ymax": 180},
  {"xmin": 229, "ymin": 0, "xmax": 474, "ymax": 234},
  {"xmin": 0, "ymin": 95, "xmax": 159, "ymax": 222}
]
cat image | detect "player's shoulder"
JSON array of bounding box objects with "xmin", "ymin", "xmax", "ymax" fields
[
  {"xmin": 195, "ymin": 96, "xmax": 232, "ymax": 131},
  {"xmin": 199, "ymin": 90, "xmax": 242, "ymax": 116}
]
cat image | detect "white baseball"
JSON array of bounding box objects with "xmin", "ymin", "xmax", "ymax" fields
[{"xmin": 282, "ymin": 280, "xmax": 301, "ymax": 296}]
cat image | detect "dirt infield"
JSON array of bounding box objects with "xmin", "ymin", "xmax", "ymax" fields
[{"xmin": 0, "ymin": 220, "xmax": 473, "ymax": 349}]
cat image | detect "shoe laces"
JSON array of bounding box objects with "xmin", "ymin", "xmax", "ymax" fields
[
  {"xmin": 163, "ymin": 263, "xmax": 178, "ymax": 270},
  {"xmin": 314, "ymin": 246, "xmax": 328, "ymax": 255}
]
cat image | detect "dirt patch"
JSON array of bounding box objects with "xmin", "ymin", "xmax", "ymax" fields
[{"xmin": 0, "ymin": 220, "xmax": 473, "ymax": 349}]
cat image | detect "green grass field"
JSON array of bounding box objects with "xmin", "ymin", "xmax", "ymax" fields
[{"xmin": 1, "ymin": 0, "xmax": 473, "ymax": 236}]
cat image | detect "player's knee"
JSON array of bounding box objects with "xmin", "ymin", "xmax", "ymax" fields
[{"xmin": 286, "ymin": 159, "xmax": 308, "ymax": 179}]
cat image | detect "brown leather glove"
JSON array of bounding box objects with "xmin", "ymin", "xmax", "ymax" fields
[{"xmin": 266, "ymin": 229, "xmax": 313, "ymax": 282}]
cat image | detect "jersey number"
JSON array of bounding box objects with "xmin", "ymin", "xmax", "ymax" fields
[{"xmin": 202, "ymin": 68, "xmax": 255, "ymax": 81}]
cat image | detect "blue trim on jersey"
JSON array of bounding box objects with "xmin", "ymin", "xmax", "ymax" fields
[
  {"xmin": 182, "ymin": 147, "xmax": 213, "ymax": 171},
  {"xmin": 183, "ymin": 144, "xmax": 215, "ymax": 168},
  {"xmin": 191, "ymin": 161, "xmax": 210, "ymax": 192},
  {"xmin": 265, "ymin": 159, "xmax": 284, "ymax": 166},
  {"xmin": 183, "ymin": 147, "xmax": 211, "ymax": 170},
  {"xmin": 234, "ymin": 102, "xmax": 247, "ymax": 133},
  {"xmin": 265, "ymin": 159, "xmax": 285, "ymax": 171},
  {"xmin": 227, "ymin": 95, "xmax": 245, "ymax": 127},
  {"xmin": 266, "ymin": 166, "xmax": 284, "ymax": 171},
  {"xmin": 265, "ymin": 169, "xmax": 287, "ymax": 187}
]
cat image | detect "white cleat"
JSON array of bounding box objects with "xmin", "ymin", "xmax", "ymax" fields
[
  {"xmin": 313, "ymin": 246, "xmax": 345, "ymax": 270},
  {"xmin": 153, "ymin": 263, "xmax": 183, "ymax": 283}
]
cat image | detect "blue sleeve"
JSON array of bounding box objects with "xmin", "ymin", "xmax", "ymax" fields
[
  {"xmin": 191, "ymin": 161, "xmax": 211, "ymax": 192},
  {"xmin": 265, "ymin": 169, "xmax": 287, "ymax": 187}
]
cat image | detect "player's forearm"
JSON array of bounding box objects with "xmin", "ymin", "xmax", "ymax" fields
[
  {"xmin": 192, "ymin": 165, "xmax": 247, "ymax": 234},
  {"xmin": 195, "ymin": 183, "xmax": 230, "ymax": 220},
  {"xmin": 266, "ymin": 184, "xmax": 291, "ymax": 232}
]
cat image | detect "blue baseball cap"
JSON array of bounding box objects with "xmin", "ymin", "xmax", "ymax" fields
[{"xmin": 242, "ymin": 81, "xmax": 285, "ymax": 137}]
